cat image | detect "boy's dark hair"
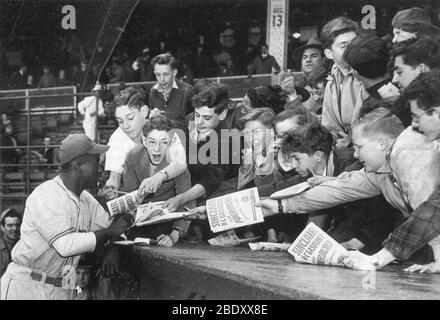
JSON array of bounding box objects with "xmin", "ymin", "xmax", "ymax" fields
[
  {"xmin": 403, "ymin": 69, "xmax": 440, "ymax": 112},
  {"xmin": 142, "ymin": 115, "xmax": 176, "ymax": 137},
  {"xmin": 344, "ymin": 34, "xmax": 389, "ymax": 79},
  {"xmin": 281, "ymin": 122, "xmax": 333, "ymax": 157},
  {"xmin": 320, "ymin": 16, "xmax": 359, "ymax": 50},
  {"xmin": 392, "ymin": 7, "xmax": 433, "ymax": 31},
  {"xmin": 193, "ymin": 78, "xmax": 213, "ymax": 95},
  {"xmin": 393, "ymin": 19, "xmax": 440, "ymax": 39},
  {"xmin": 273, "ymin": 105, "xmax": 318, "ymax": 127},
  {"xmin": 392, "ymin": 35, "xmax": 440, "ymax": 70},
  {"xmin": 359, "ymin": 98, "xmax": 394, "ymax": 118},
  {"xmin": 151, "ymin": 53, "xmax": 178, "ymax": 70},
  {"xmin": 191, "ymin": 82, "xmax": 230, "ymax": 114},
  {"xmin": 239, "ymin": 107, "xmax": 275, "ymax": 128},
  {"xmin": 113, "ymin": 87, "xmax": 146, "ymax": 111},
  {"xmin": 391, "ymin": 7, "xmax": 440, "ymax": 43},
  {"xmin": 247, "ymin": 85, "xmax": 284, "ymax": 114},
  {"xmin": 1, "ymin": 208, "xmax": 21, "ymax": 226}
]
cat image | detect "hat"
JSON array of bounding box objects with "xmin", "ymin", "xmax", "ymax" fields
[
  {"xmin": 60, "ymin": 134, "xmax": 109, "ymax": 165},
  {"xmin": 293, "ymin": 36, "xmax": 323, "ymax": 61},
  {"xmin": 92, "ymin": 83, "xmax": 102, "ymax": 92}
]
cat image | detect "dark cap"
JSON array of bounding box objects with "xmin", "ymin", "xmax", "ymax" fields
[{"xmin": 60, "ymin": 134, "xmax": 109, "ymax": 165}]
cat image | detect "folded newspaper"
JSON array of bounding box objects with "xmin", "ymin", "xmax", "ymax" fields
[
  {"xmin": 270, "ymin": 181, "xmax": 311, "ymax": 199},
  {"xmin": 106, "ymin": 190, "xmax": 141, "ymax": 217},
  {"xmin": 206, "ymin": 187, "xmax": 264, "ymax": 233},
  {"xmin": 107, "ymin": 194, "xmax": 187, "ymax": 226},
  {"xmin": 249, "ymin": 242, "xmax": 291, "ymax": 252},
  {"xmin": 288, "ymin": 222, "xmax": 348, "ymax": 266},
  {"xmin": 135, "ymin": 201, "xmax": 187, "ymax": 227}
]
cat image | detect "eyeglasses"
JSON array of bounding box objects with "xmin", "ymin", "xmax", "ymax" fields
[
  {"xmin": 352, "ymin": 139, "xmax": 375, "ymax": 153},
  {"xmin": 411, "ymin": 108, "xmax": 435, "ymax": 123}
]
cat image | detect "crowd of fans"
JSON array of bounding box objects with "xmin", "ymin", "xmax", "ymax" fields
[{"xmin": 2, "ymin": 6, "xmax": 440, "ymax": 300}]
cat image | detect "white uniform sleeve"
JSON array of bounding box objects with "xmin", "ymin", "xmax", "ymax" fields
[
  {"xmin": 86, "ymin": 192, "xmax": 113, "ymax": 231},
  {"xmin": 52, "ymin": 232, "xmax": 96, "ymax": 257},
  {"xmin": 284, "ymin": 169, "xmax": 381, "ymax": 213}
]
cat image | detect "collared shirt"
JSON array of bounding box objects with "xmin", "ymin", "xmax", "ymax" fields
[
  {"xmin": 153, "ymin": 80, "xmax": 179, "ymax": 102},
  {"xmin": 321, "ymin": 64, "xmax": 368, "ymax": 134},
  {"xmin": 11, "ymin": 176, "xmax": 112, "ymax": 278},
  {"xmin": 149, "ymin": 80, "xmax": 195, "ymax": 125}
]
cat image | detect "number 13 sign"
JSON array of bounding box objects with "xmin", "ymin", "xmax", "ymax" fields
[{"xmin": 267, "ymin": 0, "xmax": 289, "ymax": 72}]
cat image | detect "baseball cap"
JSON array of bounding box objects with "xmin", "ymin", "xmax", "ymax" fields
[{"xmin": 60, "ymin": 134, "xmax": 109, "ymax": 165}]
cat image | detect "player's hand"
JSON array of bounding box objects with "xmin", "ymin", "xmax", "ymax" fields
[{"xmin": 108, "ymin": 214, "xmax": 133, "ymax": 237}]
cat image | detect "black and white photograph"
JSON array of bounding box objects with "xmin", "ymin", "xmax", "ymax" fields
[{"xmin": 0, "ymin": 0, "xmax": 440, "ymax": 304}]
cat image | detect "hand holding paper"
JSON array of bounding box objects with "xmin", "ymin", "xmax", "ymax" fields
[{"xmin": 341, "ymin": 251, "xmax": 376, "ymax": 271}]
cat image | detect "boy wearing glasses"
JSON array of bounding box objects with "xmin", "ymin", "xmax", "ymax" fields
[{"xmin": 122, "ymin": 116, "xmax": 194, "ymax": 247}]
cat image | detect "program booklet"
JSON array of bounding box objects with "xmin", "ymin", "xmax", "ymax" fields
[
  {"xmin": 206, "ymin": 187, "xmax": 264, "ymax": 233},
  {"xmin": 135, "ymin": 201, "xmax": 188, "ymax": 227}
]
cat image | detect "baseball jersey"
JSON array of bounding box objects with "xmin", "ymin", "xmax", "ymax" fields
[{"xmin": 12, "ymin": 176, "xmax": 112, "ymax": 278}]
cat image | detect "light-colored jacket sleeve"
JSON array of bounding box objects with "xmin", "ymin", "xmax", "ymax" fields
[
  {"xmin": 284, "ymin": 169, "xmax": 381, "ymax": 213},
  {"xmin": 392, "ymin": 143, "xmax": 440, "ymax": 211},
  {"xmin": 321, "ymin": 79, "xmax": 343, "ymax": 134}
]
